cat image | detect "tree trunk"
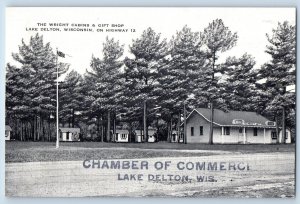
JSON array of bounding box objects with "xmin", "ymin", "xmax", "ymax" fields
[
  {"xmin": 34, "ymin": 116, "xmax": 37, "ymax": 141},
  {"xmin": 209, "ymin": 51, "xmax": 216, "ymax": 145},
  {"xmin": 101, "ymin": 117, "xmax": 104, "ymax": 142},
  {"xmin": 72, "ymin": 108, "xmax": 75, "ymax": 128},
  {"xmin": 209, "ymin": 102, "xmax": 214, "ymax": 145},
  {"xmin": 177, "ymin": 111, "xmax": 181, "ymax": 143},
  {"xmin": 143, "ymin": 100, "xmax": 147, "ymax": 142},
  {"xmin": 140, "ymin": 121, "xmax": 143, "ymax": 142},
  {"xmin": 168, "ymin": 117, "xmax": 173, "ymax": 143},
  {"xmin": 106, "ymin": 111, "xmax": 111, "ymax": 142},
  {"xmin": 275, "ymin": 115, "xmax": 279, "ymax": 144},
  {"xmin": 128, "ymin": 123, "xmax": 132, "ymax": 143},
  {"xmin": 20, "ymin": 121, "xmax": 23, "ymax": 141},
  {"xmin": 113, "ymin": 117, "xmax": 116, "ymax": 142},
  {"xmin": 282, "ymin": 106, "xmax": 286, "ymax": 144},
  {"xmin": 48, "ymin": 115, "xmax": 51, "ymax": 141},
  {"xmin": 97, "ymin": 115, "xmax": 101, "ymax": 141},
  {"xmin": 37, "ymin": 114, "xmax": 40, "ymax": 141}
]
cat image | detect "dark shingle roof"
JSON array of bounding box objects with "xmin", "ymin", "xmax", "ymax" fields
[
  {"xmin": 59, "ymin": 128, "xmax": 80, "ymax": 133},
  {"xmin": 191, "ymin": 108, "xmax": 275, "ymax": 127}
]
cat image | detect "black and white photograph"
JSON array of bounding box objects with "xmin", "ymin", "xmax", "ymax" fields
[{"xmin": 5, "ymin": 7, "xmax": 296, "ymax": 198}]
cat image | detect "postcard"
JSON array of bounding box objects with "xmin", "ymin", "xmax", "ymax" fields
[{"xmin": 5, "ymin": 7, "xmax": 296, "ymax": 198}]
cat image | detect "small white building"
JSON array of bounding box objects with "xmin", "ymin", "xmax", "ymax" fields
[
  {"xmin": 135, "ymin": 127, "xmax": 156, "ymax": 142},
  {"xmin": 185, "ymin": 108, "xmax": 291, "ymax": 144},
  {"xmin": 115, "ymin": 129, "xmax": 129, "ymax": 143},
  {"xmin": 59, "ymin": 128, "xmax": 80, "ymax": 142},
  {"xmin": 5, "ymin": 125, "xmax": 12, "ymax": 141},
  {"xmin": 171, "ymin": 130, "xmax": 184, "ymax": 143}
]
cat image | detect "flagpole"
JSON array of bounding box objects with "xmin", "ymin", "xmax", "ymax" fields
[{"xmin": 56, "ymin": 48, "xmax": 59, "ymax": 148}]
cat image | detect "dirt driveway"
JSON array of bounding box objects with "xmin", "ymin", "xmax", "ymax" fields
[{"xmin": 5, "ymin": 151, "xmax": 295, "ymax": 198}]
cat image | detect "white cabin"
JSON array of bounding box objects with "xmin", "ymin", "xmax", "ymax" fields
[
  {"xmin": 59, "ymin": 128, "xmax": 80, "ymax": 142},
  {"xmin": 5, "ymin": 125, "xmax": 12, "ymax": 141}
]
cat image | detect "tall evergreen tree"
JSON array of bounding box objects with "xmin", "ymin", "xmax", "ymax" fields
[
  {"xmin": 258, "ymin": 21, "xmax": 296, "ymax": 143},
  {"xmin": 155, "ymin": 25, "xmax": 205, "ymax": 142},
  {"xmin": 86, "ymin": 37, "xmax": 124, "ymax": 142},
  {"xmin": 123, "ymin": 27, "xmax": 168, "ymax": 141},
  {"xmin": 199, "ymin": 19, "xmax": 238, "ymax": 144},
  {"xmin": 60, "ymin": 70, "xmax": 84, "ymax": 128},
  {"xmin": 220, "ymin": 54, "xmax": 258, "ymax": 111},
  {"xmin": 6, "ymin": 33, "xmax": 69, "ymax": 141}
]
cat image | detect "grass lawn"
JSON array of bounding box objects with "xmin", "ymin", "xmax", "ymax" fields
[{"xmin": 5, "ymin": 141, "xmax": 295, "ymax": 163}]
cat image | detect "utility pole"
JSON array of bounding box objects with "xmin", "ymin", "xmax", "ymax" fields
[
  {"xmin": 55, "ymin": 49, "xmax": 59, "ymax": 149},
  {"xmin": 183, "ymin": 102, "xmax": 187, "ymax": 144}
]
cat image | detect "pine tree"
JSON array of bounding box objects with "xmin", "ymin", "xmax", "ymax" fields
[
  {"xmin": 123, "ymin": 27, "xmax": 168, "ymax": 141},
  {"xmin": 6, "ymin": 33, "xmax": 69, "ymax": 141},
  {"xmin": 258, "ymin": 21, "xmax": 296, "ymax": 143},
  {"xmin": 155, "ymin": 25, "xmax": 205, "ymax": 142},
  {"xmin": 86, "ymin": 37, "xmax": 124, "ymax": 142},
  {"xmin": 200, "ymin": 19, "xmax": 238, "ymax": 144},
  {"xmin": 59, "ymin": 70, "xmax": 84, "ymax": 128},
  {"xmin": 220, "ymin": 54, "xmax": 258, "ymax": 111}
]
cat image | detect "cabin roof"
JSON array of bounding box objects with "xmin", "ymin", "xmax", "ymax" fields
[
  {"xmin": 115, "ymin": 129, "xmax": 129, "ymax": 134},
  {"xmin": 5, "ymin": 125, "xmax": 12, "ymax": 131},
  {"xmin": 189, "ymin": 108, "xmax": 275, "ymax": 128},
  {"xmin": 59, "ymin": 128, "xmax": 80, "ymax": 133}
]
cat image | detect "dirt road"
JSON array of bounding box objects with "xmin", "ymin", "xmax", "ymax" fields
[{"xmin": 5, "ymin": 151, "xmax": 295, "ymax": 198}]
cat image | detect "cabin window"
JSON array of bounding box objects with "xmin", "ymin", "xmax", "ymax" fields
[
  {"xmin": 116, "ymin": 133, "xmax": 119, "ymax": 140},
  {"xmin": 239, "ymin": 127, "xmax": 247, "ymax": 134},
  {"xmin": 199, "ymin": 126, "xmax": 203, "ymax": 136},
  {"xmin": 66, "ymin": 132, "xmax": 70, "ymax": 140},
  {"xmin": 121, "ymin": 134, "xmax": 126, "ymax": 139},
  {"xmin": 191, "ymin": 127, "xmax": 194, "ymax": 136},
  {"xmin": 224, "ymin": 127, "xmax": 230, "ymax": 135},
  {"xmin": 253, "ymin": 128, "xmax": 258, "ymax": 136},
  {"xmin": 5, "ymin": 131, "xmax": 8, "ymax": 137},
  {"xmin": 271, "ymin": 131, "xmax": 277, "ymax": 139}
]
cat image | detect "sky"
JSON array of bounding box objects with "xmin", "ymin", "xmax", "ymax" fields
[{"xmin": 6, "ymin": 7, "xmax": 295, "ymax": 76}]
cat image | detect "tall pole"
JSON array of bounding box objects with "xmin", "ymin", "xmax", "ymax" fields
[
  {"xmin": 183, "ymin": 102, "xmax": 187, "ymax": 144},
  {"xmin": 56, "ymin": 49, "xmax": 59, "ymax": 148}
]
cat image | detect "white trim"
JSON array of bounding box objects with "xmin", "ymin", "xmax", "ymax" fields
[{"xmin": 184, "ymin": 109, "xmax": 222, "ymax": 126}]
